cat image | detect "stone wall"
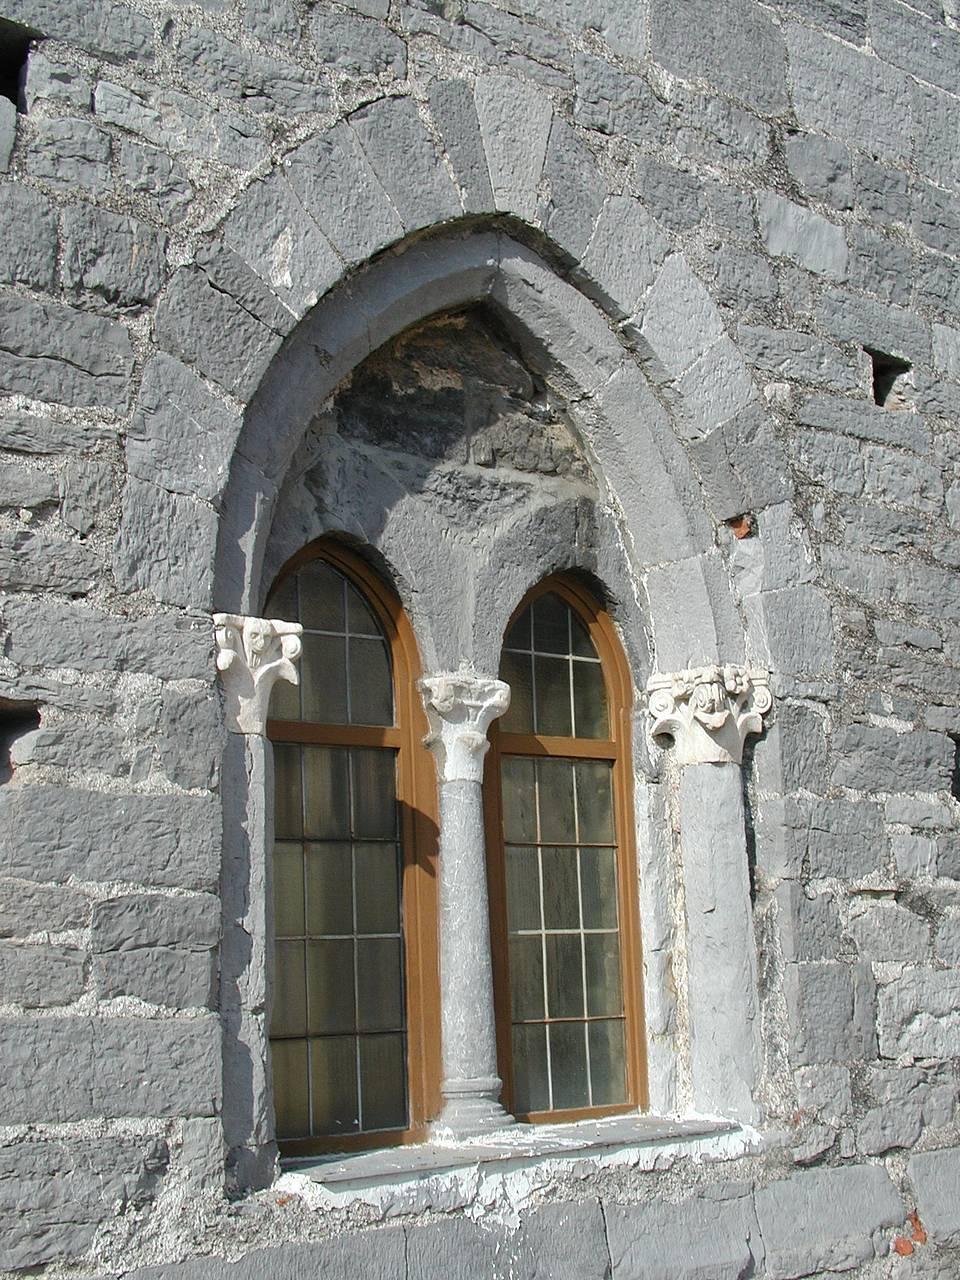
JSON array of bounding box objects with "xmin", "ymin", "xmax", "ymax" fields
[{"xmin": 1, "ymin": 0, "xmax": 960, "ymax": 1275}]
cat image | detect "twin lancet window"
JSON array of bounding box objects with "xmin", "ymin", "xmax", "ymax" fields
[{"xmin": 265, "ymin": 546, "xmax": 642, "ymax": 1154}]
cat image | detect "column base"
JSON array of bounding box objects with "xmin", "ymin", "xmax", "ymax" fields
[{"xmin": 434, "ymin": 1076, "xmax": 515, "ymax": 1139}]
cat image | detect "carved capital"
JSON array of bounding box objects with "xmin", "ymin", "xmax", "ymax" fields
[
  {"xmin": 646, "ymin": 664, "xmax": 772, "ymax": 766},
  {"xmin": 419, "ymin": 665, "xmax": 510, "ymax": 784},
  {"xmin": 214, "ymin": 613, "xmax": 303, "ymax": 736}
]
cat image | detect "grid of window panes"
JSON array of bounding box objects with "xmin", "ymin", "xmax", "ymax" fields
[
  {"xmin": 268, "ymin": 559, "xmax": 392, "ymax": 727},
  {"xmin": 499, "ymin": 592, "xmax": 608, "ymax": 738}
]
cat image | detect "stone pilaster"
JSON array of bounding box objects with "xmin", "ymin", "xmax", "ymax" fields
[{"xmin": 419, "ymin": 666, "xmax": 513, "ymax": 1137}]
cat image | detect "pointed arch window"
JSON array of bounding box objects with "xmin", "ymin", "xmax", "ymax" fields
[
  {"xmin": 486, "ymin": 579, "xmax": 646, "ymax": 1121},
  {"xmin": 265, "ymin": 543, "xmax": 438, "ymax": 1155}
]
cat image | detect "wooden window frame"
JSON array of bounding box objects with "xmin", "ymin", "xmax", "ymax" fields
[
  {"xmin": 484, "ymin": 575, "xmax": 649, "ymax": 1124},
  {"xmin": 266, "ymin": 540, "xmax": 441, "ymax": 1157}
]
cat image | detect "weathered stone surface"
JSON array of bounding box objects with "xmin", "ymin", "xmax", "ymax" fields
[
  {"xmin": 0, "ymin": 460, "xmax": 57, "ymax": 509},
  {"xmin": 871, "ymin": 0, "xmax": 960, "ymax": 95},
  {"xmin": 785, "ymin": 961, "xmax": 875, "ymax": 1064},
  {"xmin": 0, "ymin": 942, "xmax": 85, "ymax": 1007},
  {"xmin": 538, "ymin": 117, "xmax": 604, "ymax": 261},
  {"xmin": 311, "ymin": 10, "xmax": 405, "ymax": 76},
  {"xmin": 157, "ymin": 688, "xmax": 223, "ymax": 790},
  {"xmin": 3, "ymin": 0, "xmax": 154, "ymax": 61},
  {"xmin": 22, "ymin": 50, "xmax": 91, "ymax": 110},
  {"xmin": 168, "ymin": 26, "xmax": 330, "ymax": 115},
  {"xmin": 832, "ymin": 725, "xmax": 953, "ymax": 793},
  {"xmin": 0, "ymin": 596, "xmax": 213, "ymax": 680},
  {"xmin": 575, "ymin": 195, "xmax": 669, "ymax": 319},
  {"xmin": 798, "ymin": 392, "xmax": 930, "ymax": 452},
  {"xmin": 909, "ymin": 1149, "xmax": 960, "ymax": 1244},
  {"xmin": 92, "ymin": 894, "xmax": 220, "ymax": 952},
  {"xmin": 60, "ymin": 458, "xmax": 112, "ymax": 536},
  {"xmin": 879, "ymin": 969, "xmax": 960, "ymax": 1058},
  {"xmin": 475, "ymin": 73, "xmax": 552, "ymax": 222},
  {"xmin": 640, "ymin": 254, "xmax": 724, "ymax": 382},
  {"xmin": 0, "ymin": 1016, "xmax": 220, "ymax": 1122},
  {"xmin": 25, "ymin": 117, "xmax": 112, "ymax": 193},
  {"xmin": 0, "ymin": 296, "xmax": 134, "ymax": 409},
  {"xmin": 0, "ymin": 98, "xmax": 14, "ymax": 173},
  {"xmin": 407, "ymin": 1218, "xmax": 521, "ymax": 1279},
  {"xmin": 758, "ymin": 193, "xmax": 848, "ymax": 280},
  {"xmin": 606, "ymin": 1185, "xmax": 760, "ymax": 1279},
  {"xmin": 118, "ymin": 139, "xmax": 193, "ymax": 221},
  {"xmin": 0, "ymin": 185, "xmax": 57, "ymax": 290},
  {"xmin": 756, "ymin": 1165, "xmax": 903, "ymax": 1278},
  {"xmin": 574, "ymin": 53, "xmax": 667, "ymax": 145},
  {"xmin": 651, "ymin": 0, "xmax": 787, "ymax": 115},
  {"xmin": 862, "ymin": 444, "xmax": 943, "ymax": 514},
  {"xmin": 114, "ymin": 478, "xmax": 218, "ymax": 609},
  {"xmin": 0, "ymin": 787, "xmax": 220, "ymax": 890},
  {"xmin": 244, "ymin": 0, "xmax": 300, "ymax": 43},
  {"xmin": 818, "ymin": 288, "xmax": 931, "ymax": 364},
  {"xmin": 0, "ymin": 531, "xmax": 98, "ymax": 595},
  {"xmin": 10, "ymin": 722, "xmax": 127, "ymax": 777},
  {"xmin": 847, "ymin": 902, "xmax": 930, "ymax": 962},
  {"xmin": 776, "ymin": 884, "xmax": 842, "ymax": 961},
  {"xmin": 744, "ymin": 584, "xmax": 834, "ymax": 678},
  {"xmin": 677, "ymin": 91, "xmax": 770, "ymax": 169},
  {"xmin": 784, "ymin": 132, "xmax": 853, "ymax": 210},
  {"xmin": 62, "ymin": 206, "xmax": 167, "ymax": 308},
  {"xmin": 94, "ymin": 947, "xmax": 216, "ymax": 1008},
  {"xmin": 351, "ymin": 96, "xmax": 460, "ymax": 231},
  {"xmin": 520, "ymin": 1201, "xmax": 610, "ymax": 1280},
  {"xmin": 738, "ymin": 324, "xmax": 859, "ymax": 390},
  {"xmin": 0, "ymin": 879, "xmax": 89, "ymax": 937}
]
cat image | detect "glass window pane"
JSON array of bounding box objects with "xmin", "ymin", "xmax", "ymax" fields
[
  {"xmin": 310, "ymin": 1035, "xmax": 359, "ymax": 1136},
  {"xmin": 349, "ymin": 637, "xmax": 392, "ymax": 726},
  {"xmin": 298, "ymin": 561, "xmax": 345, "ymax": 632},
  {"xmin": 346, "ymin": 582, "xmax": 382, "ymax": 637},
  {"xmin": 580, "ymin": 847, "xmax": 619, "ymax": 930},
  {"xmin": 352, "ymin": 750, "xmax": 397, "ymax": 839},
  {"xmin": 512, "ymin": 1022, "xmax": 549, "ymax": 1114},
  {"xmin": 303, "ymin": 747, "xmax": 350, "ymax": 840},
  {"xmin": 572, "ymin": 660, "xmax": 608, "ymax": 739},
  {"xmin": 534, "ymin": 654, "xmax": 572, "ymax": 736},
  {"xmin": 541, "ymin": 846, "xmax": 580, "ymax": 931},
  {"xmin": 274, "ymin": 745, "xmax": 303, "ymax": 839},
  {"xmin": 533, "ymin": 594, "xmax": 569, "ymax": 655},
  {"xmin": 355, "ymin": 842, "xmax": 401, "ymax": 935},
  {"xmin": 509, "ymin": 934, "xmax": 545, "ymax": 1021},
  {"xmin": 589, "ymin": 1020, "xmax": 627, "ymax": 1106},
  {"xmin": 270, "ymin": 670, "xmax": 301, "ymax": 722},
  {"xmin": 360, "ymin": 1033, "xmax": 407, "ymax": 1131},
  {"xmin": 305, "ymin": 841, "xmax": 352, "ymax": 936},
  {"xmin": 271, "ymin": 940, "xmax": 306, "ymax": 1037},
  {"xmin": 301, "ymin": 634, "xmax": 348, "ymax": 723},
  {"xmin": 273, "ymin": 842, "xmax": 305, "ymax": 937},
  {"xmin": 538, "ymin": 759, "xmax": 576, "ymax": 844},
  {"xmin": 570, "ymin": 612, "xmax": 595, "ymax": 659},
  {"xmin": 506, "ymin": 846, "xmax": 540, "ymax": 933},
  {"xmin": 271, "ymin": 1038, "xmax": 308, "ymax": 1138},
  {"xmin": 584, "ymin": 933, "xmax": 623, "ymax": 1018},
  {"xmin": 356, "ymin": 938, "xmax": 404, "ymax": 1032},
  {"xmin": 545, "ymin": 933, "xmax": 584, "ymax": 1020},
  {"xmin": 499, "ymin": 649, "xmax": 534, "ymax": 734},
  {"xmin": 306, "ymin": 939, "xmax": 355, "ymax": 1034},
  {"xmin": 549, "ymin": 1021, "xmax": 589, "ymax": 1110},
  {"xmin": 266, "ymin": 573, "xmax": 298, "ymax": 623},
  {"xmin": 505, "ymin": 605, "xmax": 531, "ymax": 651},
  {"xmin": 575, "ymin": 760, "xmax": 615, "ymax": 844},
  {"xmin": 501, "ymin": 757, "xmax": 537, "ymax": 843}
]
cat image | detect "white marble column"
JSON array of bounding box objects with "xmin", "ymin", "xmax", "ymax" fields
[
  {"xmin": 419, "ymin": 666, "xmax": 514, "ymax": 1137},
  {"xmin": 214, "ymin": 613, "xmax": 302, "ymax": 1186},
  {"xmin": 646, "ymin": 664, "xmax": 772, "ymax": 1125}
]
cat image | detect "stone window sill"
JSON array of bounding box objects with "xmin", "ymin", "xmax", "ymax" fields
[{"xmin": 277, "ymin": 1115, "xmax": 761, "ymax": 1217}]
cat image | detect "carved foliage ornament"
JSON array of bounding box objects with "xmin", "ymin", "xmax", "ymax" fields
[
  {"xmin": 419, "ymin": 664, "xmax": 511, "ymax": 784},
  {"xmin": 214, "ymin": 613, "xmax": 303, "ymax": 736},
  {"xmin": 646, "ymin": 664, "xmax": 772, "ymax": 765}
]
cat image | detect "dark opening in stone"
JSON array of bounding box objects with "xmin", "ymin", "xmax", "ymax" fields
[
  {"xmin": 865, "ymin": 347, "xmax": 912, "ymax": 409},
  {"xmin": 0, "ymin": 697, "xmax": 40, "ymax": 783},
  {"xmin": 0, "ymin": 18, "xmax": 40, "ymax": 108}
]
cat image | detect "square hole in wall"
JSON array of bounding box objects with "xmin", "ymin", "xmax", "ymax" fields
[
  {"xmin": 0, "ymin": 18, "xmax": 41, "ymax": 109},
  {"xmin": 865, "ymin": 347, "xmax": 912, "ymax": 410},
  {"xmin": 0, "ymin": 697, "xmax": 40, "ymax": 784}
]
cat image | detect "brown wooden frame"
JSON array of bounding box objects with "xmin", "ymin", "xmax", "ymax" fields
[
  {"xmin": 484, "ymin": 574, "xmax": 648, "ymax": 1124},
  {"xmin": 266, "ymin": 539, "xmax": 441, "ymax": 1157}
]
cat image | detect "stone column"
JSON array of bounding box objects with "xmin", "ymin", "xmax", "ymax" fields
[
  {"xmin": 419, "ymin": 667, "xmax": 514, "ymax": 1137},
  {"xmin": 213, "ymin": 613, "xmax": 302, "ymax": 1187},
  {"xmin": 646, "ymin": 664, "xmax": 773, "ymax": 1125}
]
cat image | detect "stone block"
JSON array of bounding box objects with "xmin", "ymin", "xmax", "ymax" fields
[
  {"xmin": 22, "ymin": 50, "xmax": 91, "ymax": 110},
  {"xmin": 795, "ymin": 1063, "xmax": 852, "ymax": 1126},
  {"xmin": 894, "ymin": 834, "xmax": 938, "ymax": 876},
  {"xmin": 0, "ymin": 786, "xmax": 220, "ymax": 891},
  {"xmin": 10, "ymin": 723, "xmax": 127, "ymax": 778},
  {"xmin": 350, "ymin": 97, "xmax": 460, "ymax": 232},
  {"xmin": 605, "ymin": 1184, "xmax": 760, "ymax": 1279},
  {"xmin": 0, "ymin": 184, "xmax": 57, "ymax": 290},
  {"xmin": 428, "ymin": 78, "xmax": 494, "ymax": 214},
  {"xmin": 871, "ymin": 0, "xmax": 960, "ymax": 96},
  {"xmin": 630, "ymin": 156, "xmax": 705, "ymax": 233},
  {"xmin": 676, "ymin": 91, "xmax": 771, "ymax": 169},
  {"xmin": 155, "ymin": 267, "xmax": 281, "ymax": 400},
  {"xmin": 784, "ymin": 132, "xmax": 853, "ymax": 210},
  {"xmin": 118, "ymin": 140, "xmax": 193, "ymax": 223},
  {"xmin": 94, "ymin": 947, "xmax": 216, "ymax": 1009},
  {"xmin": 676, "ymin": 336, "xmax": 756, "ymax": 438},
  {"xmin": 934, "ymin": 912, "xmax": 960, "ymax": 965},
  {"xmin": 574, "ymin": 53, "xmax": 668, "ymax": 144},
  {"xmin": 831, "ymin": 724, "xmax": 953, "ymax": 793},
  {"xmin": 848, "ymin": 225, "xmax": 913, "ymax": 306},
  {"xmin": 776, "ymin": 884, "xmax": 842, "ymax": 961},
  {"xmin": 114, "ymin": 478, "xmax": 218, "ymax": 610},
  {"xmin": 475, "ymin": 74, "xmax": 552, "ymax": 222},
  {"xmin": 407, "ymin": 1218, "xmax": 521, "ymax": 1279},
  {"xmin": 773, "ymin": 0, "xmax": 867, "ymax": 44},
  {"xmin": 639, "ymin": 255, "xmax": 724, "ymax": 382},
  {"xmin": 0, "ymin": 98, "xmax": 14, "ymax": 173},
  {"xmin": 879, "ymin": 968, "xmax": 960, "ymax": 1058},
  {"xmin": 169, "ymin": 26, "xmax": 329, "ymax": 115},
  {"xmin": 92, "ymin": 894, "xmax": 220, "ymax": 952},
  {"xmin": 758, "ymin": 193, "xmax": 848, "ymax": 280},
  {"xmin": 822, "ymin": 545, "xmax": 960, "ymax": 620},
  {"xmin": 157, "ymin": 688, "xmax": 223, "ymax": 791},
  {"xmin": 62, "ymin": 206, "xmax": 167, "ymax": 309},
  {"xmin": 0, "ymin": 1016, "xmax": 220, "ymax": 1122},
  {"xmin": 789, "ymin": 427, "xmax": 864, "ymax": 496},
  {"xmin": 816, "ymin": 289, "xmax": 931, "ymax": 365},
  {"xmin": 0, "ymin": 942, "xmax": 85, "ymax": 1007},
  {"xmin": 0, "ymin": 460, "xmax": 57, "ymax": 510},
  {"xmin": 311, "ymin": 9, "xmax": 405, "ymax": 76},
  {"xmin": 60, "ymin": 458, "xmax": 112, "ymax": 536},
  {"xmin": 0, "ymin": 596, "xmax": 213, "ymax": 681},
  {"xmin": 284, "ymin": 122, "xmax": 404, "ymax": 265},
  {"xmin": 651, "ymin": 0, "xmax": 787, "ymax": 115},
  {"xmin": 847, "ymin": 902, "xmax": 930, "ymax": 962},
  {"xmin": 520, "ymin": 1201, "xmax": 609, "ymax": 1280},
  {"xmin": 2, "ymin": 0, "xmax": 154, "ymax": 61},
  {"xmin": 538, "ymin": 117, "xmax": 604, "ymax": 262},
  {"xmin": 756, "ymin": 1164, "xmax": 903, "ymax": 1278},
  {"xmin": 915, "ymin": 182, "xmax": 960, "ymax": 258},
  {"xmin": 737, "ymin": 324, "xmax": 859, "ymax": 390},
  {"xmin": 863, "ymin": 445, "xmax": 943, "ymax": 514},
  {"xmin": 744, "ymin": 584, "xmax": 834, "ymax": 678},
  {"xmin": 0, "ymin": 531, "xmax": 98, "ymax": 595},
  {"xmin": 909, "ymin": 1148, "xmax": 960, "ymax": 1244},
  {"xmin": 575, "ymin": 196, "xmax": 668, "ymax": 320},
  {"xmin": 933, "ymin": 323, "xmax": 960, "ymax": 380},
  {"xmin": 784, "ymin": 961, "xmax": 875, "ymax": 1064},
  {"xmin": 913, "ymin": 80, "xmax": 960, "ymax": 192},
  {"xmin": 0, "ymin": 295, "xmax": 134, "ymax": 409},
  {"xmin": 25, "ymin": 117, "xmax": 111, "ymax": 193},
  {"xmin": 798, "ymin": 393, "xmax": 930, "ymax": 453},
  {"xmin": 0, "ymin": 879, "xmax": 89, "ymax": 937}
]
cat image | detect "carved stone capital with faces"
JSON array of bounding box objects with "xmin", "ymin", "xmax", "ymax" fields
[
  {"xmin": 419, "ymin": 666, "xmax": 511, "ymax": 784},
  {"xmin": 214, "ymin": 613, "xmax": 303, "ymax": 736},
  {"xmin": 646, "ymin": 663, "xmax": 773, "ymax": 766}
]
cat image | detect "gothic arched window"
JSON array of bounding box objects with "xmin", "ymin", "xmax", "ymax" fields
[
  {"xmin": 486, "ymin": 578, "xmax": 646, "ymax": 1121},
  {"xmin": 265, "ymin": 543, "xmax": 438, "ymax": 1155}
]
